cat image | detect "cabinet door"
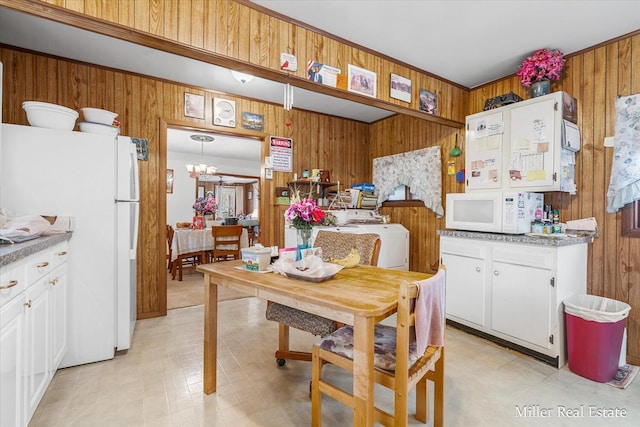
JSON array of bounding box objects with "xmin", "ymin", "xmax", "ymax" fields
[
  {"xmin": 465, "ymin": 111, "xmax": 504, "ymax": 190},
  {"xmin": 441, "ymin": 252, "xmax": 488, "ymax": 327},
  {"xmin": 491, "ymin": 261, "xmax": 552, "ymax": 350},
  {"xmin": 507, "ymin": 98, "xmax": 557, "ymax": 190},
  {"xmin": 24, "ymin": 279, "xmax": 50, "ymax": 422},
  {"xmin": 50, "ymin": 265, "xmax": 67, "ymax": 371},
  {"xmin": 0, "ymin": 295, "xmax": 25, "ymax": 427}
]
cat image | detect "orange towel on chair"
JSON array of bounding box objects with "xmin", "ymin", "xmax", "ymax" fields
[{"xmin": 415, "ymin": 268, "xmax": 446, "ymax": 355}]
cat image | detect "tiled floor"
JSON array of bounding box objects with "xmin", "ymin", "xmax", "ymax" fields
[{"xmin": 31, "ymin": 297, "xmax": 640, "ymax": 426}]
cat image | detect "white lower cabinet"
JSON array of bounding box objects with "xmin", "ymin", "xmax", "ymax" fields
[
  {"xmin": 440, "ymin": 235, "xmax": 587, "ymax": 367},
  {"xmin": 24, "ymin": 277, "xmax": 50, "ymax": 421},
  {"xmin": 0, "ymin": 240, "xmax": 68, "ymax": 426},
  {"xmin": 0, "ymin": 292, "xmax": 25, "ymax": 427}
]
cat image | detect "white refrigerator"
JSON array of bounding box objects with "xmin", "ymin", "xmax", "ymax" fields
[{"xmin": 0, "ymin": 124, "xmax": 139, "ymax": 368}]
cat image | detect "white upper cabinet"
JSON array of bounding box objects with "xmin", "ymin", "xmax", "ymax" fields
[{"xmin": 465, "ymin": 91, "xmax": 579, "ymax": 193}]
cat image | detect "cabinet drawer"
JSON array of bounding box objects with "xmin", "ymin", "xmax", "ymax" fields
[
  {"xmin": 440, "ymin": 238, "xmax": 488, "ymax": 259},
  {"xmin": 0, "ymin": 261, "xmax": 26, "ymax": 308},
  {"xmin": 25, "ymin": 252, "xmax": 52, "ymax": 285},
  {"xmin": 50, "ymin": 242, "xmax": 68, "ymax": 269},
  {"xmin": 492, "ymin": 244, "xmax": 554, "ymax": 270}
]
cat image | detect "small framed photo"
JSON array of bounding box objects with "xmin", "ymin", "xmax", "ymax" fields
[
  {"xmin": 419, "ymin": 89, "xmax": 438, "ymax": 115},
  {"xmin": 348, "ymin": 64, "xmax": 377, "ymax": 98},
  {"xmin": 242, "ymin": 112, "xmax": 264, "ymax": 131},
  {"xmin": 197, "ymin": 185, "xmax": 205, "ymax": 199},
  {"xmin": 132, "ymin": 137, "xmax": 148, "ymax": 161},
  {"xmin": 166, "ymin": 169, "xmax": 174, "ymax": 194},
  {"xmin": 390, "ymin": 73, "xmax": 411, "ymax": 103},
  {"xmin": 184, "ymin": 92, "xmax": 205, "ymax": 119}
]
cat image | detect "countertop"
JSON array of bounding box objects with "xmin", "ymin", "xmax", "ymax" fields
[
  {"xmin": 0, "ymin": 233, "xmax": 72, "ymax": 268},
  {"xmin": 437, "ymin": 229, "xmax": 593, "ymax": 247}
]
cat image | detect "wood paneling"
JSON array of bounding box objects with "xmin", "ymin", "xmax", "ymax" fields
[
  {"xmin": 469, "ymin": 33, "xmax": 640, "ymax": 365},
  {"xmin": 369, "ymin": 115, "xmax": 465, "ymax": 274},
  {"xmin": 1, "ymin": 46, "xmax": 368, "ymax": 319}
]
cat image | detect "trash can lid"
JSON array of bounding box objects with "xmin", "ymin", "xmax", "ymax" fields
[{"xmin": 564, "ymin": 294, "xmax": 631, "ymax": 323}]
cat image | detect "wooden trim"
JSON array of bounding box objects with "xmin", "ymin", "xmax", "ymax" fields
[
  {"xmin": 233, "ymin": 0, "xmax": 468, "ymax": 91},
  {"xmin": 0, "ymin": 0, "xmax": 463, "ymax": 128},
  {"xmin": 622, "ymin": 201, "xmax": 640, "ymax": 238}
]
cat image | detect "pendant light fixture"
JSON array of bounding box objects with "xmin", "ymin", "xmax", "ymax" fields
[{"xmin": 185, "ymin": 134, "xmax": 217, "ymax": 178}]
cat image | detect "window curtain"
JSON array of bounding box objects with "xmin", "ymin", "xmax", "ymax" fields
[
  {"xmin": 607, "ymin": 93, "xmax": 640, "ymax": 213},
  {"xmin": 372, "ymin": 146, "xmax": 444, "ymax": 217}
]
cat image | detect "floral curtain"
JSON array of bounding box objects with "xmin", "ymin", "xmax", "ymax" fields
[
  {"xmin": 372, "ymin": 147, "xmax": 444, "ymax": 217},
  {"xmin": 607, "ymin": 93, "xmax": 640, "ymax": 213}
]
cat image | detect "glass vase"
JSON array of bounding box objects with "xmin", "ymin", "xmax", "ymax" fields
[
  {"xmin": 530, "ymin": 80, "xmax": 551, "ymax": 98},
  {"xmin": 296, "ymin": 228, "xmax": 312, "ymax": 261}
]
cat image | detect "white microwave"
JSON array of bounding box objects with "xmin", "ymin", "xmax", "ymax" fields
[{"xmin": 445, "ymin": 192, "xmax": 544, "ymax": 234}]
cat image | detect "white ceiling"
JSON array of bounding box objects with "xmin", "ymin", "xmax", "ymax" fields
[{"xmin": 252, "ymin": 0, "xmax": 640, "ymax": 88}]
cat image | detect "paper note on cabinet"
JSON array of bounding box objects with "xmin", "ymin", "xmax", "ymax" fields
[{"xmin": 527, "ymin": 170, "xmax": 545, "ymax": 181}]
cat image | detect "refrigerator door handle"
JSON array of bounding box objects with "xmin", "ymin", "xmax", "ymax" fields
[
  {"xmin": 131, "ymin": 201, "xmax": 139, "ymax": 260},
  {"xmin": 130, "ymin": 142, "xmax": 140, "ymax": 202}
]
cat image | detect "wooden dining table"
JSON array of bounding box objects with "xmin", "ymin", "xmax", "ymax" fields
[{"xmin": 196, "ymin": 260, "xmax": 431, "ymax": 426}]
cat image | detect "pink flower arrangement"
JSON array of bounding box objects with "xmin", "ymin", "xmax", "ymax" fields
[
  {"xmin": 516, "ymin": 49, "xmax": 565, "ymax": 87},
  {"xmin": 285, "ymin": 198, "xmax": 326, "ymax": 229},
  {"xmin": 193, "ymin": 197, "xmax": 217, "ymax": 216}
]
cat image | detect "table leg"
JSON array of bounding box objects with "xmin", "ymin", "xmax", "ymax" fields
[
  {"xmin": 352, "ymin": 315, "xmax": 375, "ymax": 426},
  {"xmin": 203, "ymin": 273, "xmax": 218, "ymax": 394}
]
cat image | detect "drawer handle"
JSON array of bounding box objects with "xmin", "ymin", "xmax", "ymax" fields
[
  {"xmin": 36, "ymin": 262, "xmax": 50, "ymax": 268},
  {"xmin": 24, "ymin": 300, "xmax": 32, "ymax": 308},
  {"xmin": 475, "ymin": 267, "xmax": 481, "ymax": 272},
  {"xmin": 0, "ymin": 280, "xmax": 18, "ymax": 290},
  {"xmin": 49, "ymin": 277, "xmax": 59, "ymax": 286},
  {"xmin": 494, "ymin": 270, "xmax": 499, "ymax": 276},
  {"xmin": 56, "ymin": 251, "xmax": 67, "ymax": 256}
]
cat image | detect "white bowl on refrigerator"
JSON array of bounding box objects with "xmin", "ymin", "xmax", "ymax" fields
[
  {"xmin": 22, "ymin": 101, "xmax": 79, "ymax": 130},
  {"xmin": 78, "ymin": 121, "xmax": 120, "ymax": 136},
  {"xmin": 81, "ymin": 107, "xmax": 118, "ymax": 125}
]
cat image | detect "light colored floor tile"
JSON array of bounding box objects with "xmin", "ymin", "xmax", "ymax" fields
[{"xmin": 29, "ymin": 298, "xmax": 640, "ymax": 427}]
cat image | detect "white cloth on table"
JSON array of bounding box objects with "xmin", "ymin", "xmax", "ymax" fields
[{"xmin": 171, "ymin": 228, "xmax": 248, "ymax": 261}]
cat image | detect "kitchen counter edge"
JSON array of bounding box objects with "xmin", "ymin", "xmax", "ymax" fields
[
  {"xmin": 0, "ymin": 233, "xmax": 73, "ymax": 267},
  {"xmin": 437, "ymin": 229, "xmax": 593, "ymax": 247}
]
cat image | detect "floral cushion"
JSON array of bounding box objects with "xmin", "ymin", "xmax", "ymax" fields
[
  {"xmin": 265, "ymin": 303, "xmax": 336, "ymax": 336},
  {"xmin": 317, "ymin": 324, "xmax": 419, "ymax": 372}
]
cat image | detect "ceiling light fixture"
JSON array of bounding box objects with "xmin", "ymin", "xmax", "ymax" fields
[
  {"xmin": 186, "ymin": 134, "xmax": 217, "ymax": 178},
  {"xmin": 231, "ymin": 70, "xmax": 254, "ymax": 84}
]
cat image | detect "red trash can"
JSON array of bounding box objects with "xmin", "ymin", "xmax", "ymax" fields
[{"xmin": 564, "ymin": 294, "xmax": 631, "ymax": 382}]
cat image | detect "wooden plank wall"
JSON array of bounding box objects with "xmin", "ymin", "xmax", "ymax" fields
[
  {"xmin": 369, "ymin": 116, "xmax": 465, "ymax": 274},
  {"xmin": 469, "ymin": 33, "xmax": 640, "ymax": 365},
  {"xmin": 31, "ymin": 0, "xmax": 467, "ymax": 124},
  {"xmin": 0, "ymin": 45, "xmax": 369, "ymax": 318}
]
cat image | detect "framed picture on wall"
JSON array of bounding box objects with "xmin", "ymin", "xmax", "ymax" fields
[
  {"xmin": 390, "ymin": 73, "xmax": 411, "ymax": 103},
  {"xmin": 166, "ymin": 169, "xmax": 174, "ymax": 194},
  {"xmin": 184, "ymin": 93, "xmax": 205, "ymax": 119},
  {"xmin": 419, "ymin": 89, "xmax": 438, "ymax": 115},
  {"xmin": 242, "ymin": 112, "xmax": 264, "ymax": 131},
  {"xmin": 347, "ymin": 64, "xmax": 377, "ymax": 98}
]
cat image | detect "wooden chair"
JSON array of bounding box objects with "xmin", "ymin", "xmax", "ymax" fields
[
  {"xmin": 265, "ymin": 231, "xmax": 381, "ymax": 366},
  {"xmin": 311, "ymin": 267, "xmax": 446, "ymax": 427},
  {"xmin": 168, "ymin": 225, "xmax": 206, "ymax": 281},
  {"xmin": 210, "ymin": 225, "xmax": 243, "ymax": 262},
  {"xmin": 166, "ymin": 224, "xmax": 174, "ymax": 271}
]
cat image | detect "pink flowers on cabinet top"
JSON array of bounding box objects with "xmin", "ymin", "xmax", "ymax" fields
[
  {"xmin": 193, "ymin": 197, "xmax": 217, "ymax": 216},
  {"xmin": 285, "ymin": 198, "xmax": 326, "ymax": 229},
  {"xmin": 517, "ymin": 49, "xmax": 565, "ymax": 87}
]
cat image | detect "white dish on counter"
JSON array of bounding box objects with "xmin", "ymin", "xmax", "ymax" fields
[
  {"xmin": 78, "ymin": 121, "xmax": 120, "ymax": 136},
  {"xmin": 22, "ymin": 101, "xmax": 78, "ymax": 130}
]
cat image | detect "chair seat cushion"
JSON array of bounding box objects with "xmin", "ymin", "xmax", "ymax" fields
[
  {"xmin": 317, "ymin": 324, "xmax": 418, "ymax": 371},
  {"xmin": 266, "ymin": 303, "xmax": 336, "ymax": 336}
]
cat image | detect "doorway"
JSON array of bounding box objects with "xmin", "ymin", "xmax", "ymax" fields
[{"xmin": 164, "ymin": 121, "xmax": 264, "ymax": 310}]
